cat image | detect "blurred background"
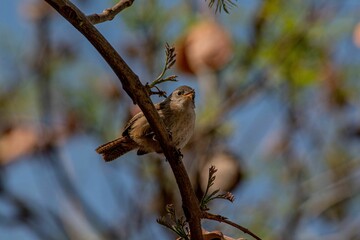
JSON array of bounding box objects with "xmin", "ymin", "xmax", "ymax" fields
[{"xmin": 1, "ymin": 0, "xmax": 360, "ymax": 239}]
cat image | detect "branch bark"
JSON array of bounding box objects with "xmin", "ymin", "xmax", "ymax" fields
[
  {"xmin": 87, "ymin": 0, "xmax": 134, "ymax": 24},
  {"xmin": 43, "ymin": 0, "xmax": 203, "ymax": 239}
]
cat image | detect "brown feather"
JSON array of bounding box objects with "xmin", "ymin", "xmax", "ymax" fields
[{"xmin": 96, "ymin": 137, "xmax": 138, "ymax": 162}]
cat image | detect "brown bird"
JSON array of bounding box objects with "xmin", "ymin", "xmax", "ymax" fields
[{"xmin": 96, "ymin": 86, "xmax": 196, "ymax": 162}]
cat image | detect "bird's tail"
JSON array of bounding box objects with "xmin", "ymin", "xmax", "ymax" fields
[{"xmin": 96, "ymin": 136, "xmax": 138, "ymax": 162}]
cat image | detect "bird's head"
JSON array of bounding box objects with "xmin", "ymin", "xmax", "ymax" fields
[{"xmin": 169, "ymin": 85, "xmax": 195, "ymax": 109}]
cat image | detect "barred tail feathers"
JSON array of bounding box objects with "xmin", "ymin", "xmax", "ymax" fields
[{"xmin": 96, "ymin": 137, "xmax": 138, "ymax": 162}]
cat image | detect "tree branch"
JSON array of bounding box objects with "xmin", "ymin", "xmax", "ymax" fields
[
  {"xmin": 87, "ymin": 0, "xmax": 134, "ymax": 24},
  {"xmin": 202, "ymin": 212, "xmax": 262, "ymax": 240},
  {"xmin": 43, "ymin": 0, "xmax": 203, "ymax": 239}
]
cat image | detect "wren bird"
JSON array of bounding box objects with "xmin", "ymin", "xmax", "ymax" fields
[{"xmin": 96, "ymin": 85, "xmax": 196, "ymax": 162}]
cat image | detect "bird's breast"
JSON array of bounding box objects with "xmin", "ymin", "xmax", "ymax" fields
[{"xmin": 165, "ymin": 108, "xmax": 195, "ymax": 148}]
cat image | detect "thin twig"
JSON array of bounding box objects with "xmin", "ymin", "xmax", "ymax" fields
[
  {"xmin": 202, "ymin": 212, "xmax": 262, "ymax": 240},
  {"xmin": 146, "ymin": 85, "xmax": 168, "ymax": 98},
  {"xmin": 148, "ymin": 43, "xmax": 177, "ymax": 89},
  {"xmin": 150, "ymin": 74, "xmax": 178, "ymax": 88},
  {"xmin": 87, "ymin": 0, "xmax": 135, "ymax": 24},
  {"xmin": 145, "ymin": 43, "xmax": 177, "ymax": 97}
]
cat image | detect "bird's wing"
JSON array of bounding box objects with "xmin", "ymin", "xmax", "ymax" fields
[
  {"xmin": 122, "ymin": 103, "xmax": 163, "ymax": 139},
  {"xmin": 122, "ymin": 111, "xmax": 144, "ymax": 136}
]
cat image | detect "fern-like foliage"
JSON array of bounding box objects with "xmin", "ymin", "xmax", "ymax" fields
[
  {"xmin": 146, "ymin": 43, "xmax": 177, "ymax": 97},
  {"xmin": 205, "ymin": 0, "xmax": 237, "ymax": 14},
  {"xmin": 157, "ymin": 204, "xmax": 190, "ymax": 240},
  {"xmin": 200, "ymin": 166, "xmax": 235, "ymax": 211}
]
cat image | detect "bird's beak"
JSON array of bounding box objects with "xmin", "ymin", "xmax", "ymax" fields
[{"xmin": 184, "ymin": 90, "xmax": 195, "ymax": 99}]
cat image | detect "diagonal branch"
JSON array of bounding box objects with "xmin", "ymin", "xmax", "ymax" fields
[
  {"xmin": 87, "ymin": 0, "xmax": 134, "ymax": 24},
  {"xmin": 43, "ymin": 0, "xmax": 203, "ymax": 239},
  {"xmin": 202, "ymin": 212, "xmax": 262, "ymax": 240}
]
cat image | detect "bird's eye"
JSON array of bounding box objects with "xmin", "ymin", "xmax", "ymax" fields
[{"xmin": 177, "ymin": 90, "xmax": 183, "ymax": 96}]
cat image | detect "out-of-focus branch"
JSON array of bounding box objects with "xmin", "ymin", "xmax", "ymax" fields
[
  {"xmin": 202, "ymin": 212, "xmax": 262, "ymax": 240},
  {"xmin": 43, "ymin": 0, "xmax": 203, "ymax": 239},
  {"xmin": 87, "ymin": 0, "xmax": 134, "ymax": 24},
  {"xmin": 0, "ymin": 180, "xmax": 64, "ymax": 240}
]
